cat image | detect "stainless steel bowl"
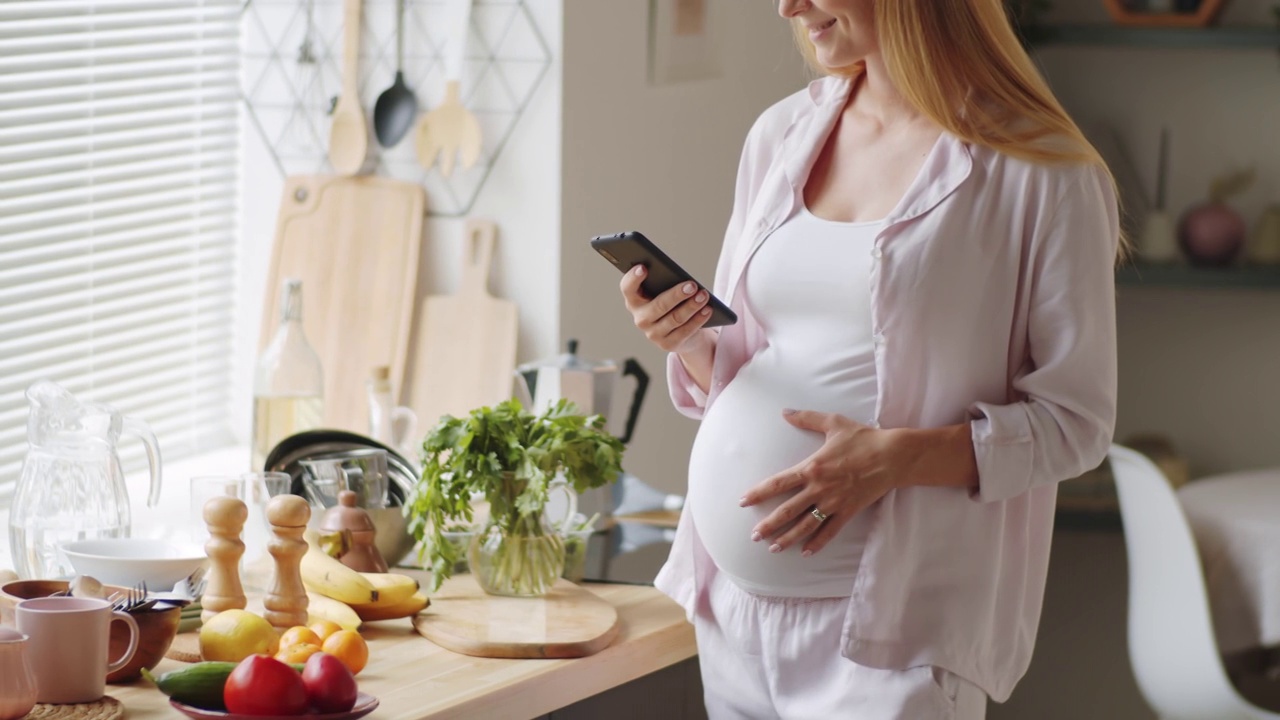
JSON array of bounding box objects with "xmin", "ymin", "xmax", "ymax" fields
[{"xmin": 265, "ymin": 429, "xmax": 420, "ymax": 567}]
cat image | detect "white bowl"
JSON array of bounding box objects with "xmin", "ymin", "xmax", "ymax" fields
[{"xmin": 59, "ymin": 539, "xmax": 207, "ymax": 590}]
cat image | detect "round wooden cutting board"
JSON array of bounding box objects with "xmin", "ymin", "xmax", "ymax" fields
[{"xmin": 412, "ymin": 575, "xmax": 620, "ymax": 659}]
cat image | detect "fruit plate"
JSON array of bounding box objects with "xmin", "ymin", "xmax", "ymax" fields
[{"xmin": 169, "ymin": 693, "xmax": 379, "ymax": 720}]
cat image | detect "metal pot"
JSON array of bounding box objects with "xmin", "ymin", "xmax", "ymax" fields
[
  {"xmin": 514, "ymin": 340, "xmax": 648, "ymax": 520},
  {"xmin": 513, "ymin": 339, "xmax": 648, "ymax": 444}
]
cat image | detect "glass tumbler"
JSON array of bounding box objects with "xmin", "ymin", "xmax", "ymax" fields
[{"xmin": 240, "ymin": 471, "xmax": 292, "ymax": 592}]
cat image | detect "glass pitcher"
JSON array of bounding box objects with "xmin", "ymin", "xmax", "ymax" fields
[{"xmin": 8, "ymin": 379, "xmax": 162, "ymax": 579}]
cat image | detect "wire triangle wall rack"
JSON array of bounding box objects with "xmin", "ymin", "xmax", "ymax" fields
[{"xmin": 240, "ymin": 0, "xmax": 552, "ymax": 216}]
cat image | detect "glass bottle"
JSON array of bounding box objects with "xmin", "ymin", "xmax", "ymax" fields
[{"xmin": 252, "ymin": 279, "xmax": 323, "ymax": 470}]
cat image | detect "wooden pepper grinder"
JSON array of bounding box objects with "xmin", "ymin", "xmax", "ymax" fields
[
  {"xmin": 263, "ymin": 495, "xmax": 311, "ymax": 630},
  {"xmin": 201, "ymin": 496, "xmax": 248, "ymax": 623},
  {"xmin": 320, "ymin": 490, "xmax": 388, "ymax": 573}
]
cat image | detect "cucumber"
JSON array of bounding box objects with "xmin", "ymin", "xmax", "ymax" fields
[
  {"xmin": 142, "ymin": 661, "xmax": 308, "ymax": 711},
  {"xmin": 142, "ymin": 662, "xmax": 236, "ymax": 710}
]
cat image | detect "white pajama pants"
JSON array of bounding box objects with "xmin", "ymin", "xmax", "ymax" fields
[{"xmin": 694, "ymin": 571, "xmax": 988, "ymax": 720}]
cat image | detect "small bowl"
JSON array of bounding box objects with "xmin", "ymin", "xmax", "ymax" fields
[
  {"xmin": 59, "ymin": 538, "xmax": 207, "ymax": 589},
  {"xmin": 108, "ymin": 602, "xmax": 184, "ymax": 683},
  {"xmin": 0, "ymin": 579, "xmax": 186, "ymax": 683},
  {"xmin": 0, "ymin": 579, "xmax": 131, "ymax": 633}
]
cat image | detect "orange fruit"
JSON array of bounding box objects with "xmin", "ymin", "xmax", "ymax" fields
[
  {"xmin": 308, "ymin": 620, "xmax": 343, "ymax": 642},
  {"xmin": 279, "ymin": 626, "xmax": 322, "ymax": 650},
  {"xmin": 275, "ymin": 642, "xmax": 323, "ymax": 664},
  {"xmin": 321, "ymin": 630, "xmax": 369, "ymax": 675}
]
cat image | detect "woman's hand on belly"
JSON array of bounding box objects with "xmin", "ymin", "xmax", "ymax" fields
[{"xmin": 738, "ymin": 408, "xmax": 905, "ymax": 557}]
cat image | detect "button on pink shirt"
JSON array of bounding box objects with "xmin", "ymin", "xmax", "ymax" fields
[{"xmin": 654, "ymin": 76, "xmax": 1120, "ymax": 703}]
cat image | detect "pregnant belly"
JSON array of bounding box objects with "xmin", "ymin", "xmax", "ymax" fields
[{"xmin": 687, "ymin": 363, "xmax": 871, "ymax": 598}]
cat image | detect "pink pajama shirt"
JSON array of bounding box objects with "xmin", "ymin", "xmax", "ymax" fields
[{"xmin": 654, "ymin": 75, "xmax": 1120, "ymax": 713}]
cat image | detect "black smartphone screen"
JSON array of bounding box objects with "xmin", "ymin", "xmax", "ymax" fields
[{"xmin": 590, "ymin": 231, "xmax": 737, "ymax": 328}]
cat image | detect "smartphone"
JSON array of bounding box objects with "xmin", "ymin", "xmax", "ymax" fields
[{"xmin": 591, "ymin": 231, "xmax": 738, "ymax": 328}]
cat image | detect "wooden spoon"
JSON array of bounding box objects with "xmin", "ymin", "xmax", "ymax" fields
[
  {"xmin": 414, "ymin": 0, "xmax": 482, "ymax": 177},
  {"xmin": 329, "ymin": 0, "xmax": 368, "ymax": 175}
]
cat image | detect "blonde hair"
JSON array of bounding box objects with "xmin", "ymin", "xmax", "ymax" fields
[{"xmin": 791, "ymin": 0, "xmax": 1112, "ymax": 175}]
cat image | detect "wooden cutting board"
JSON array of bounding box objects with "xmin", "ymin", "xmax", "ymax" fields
[
  {"xmin": 413, "ymin": 575, "xmax": 620, "ymax": 659},
  {"xmin": 260, "ymin": 175, "xmax": 425, "ymax": 432},
  {"xmin": 404, "ymin": 218, "xmax": 517, "ymax": 429}
]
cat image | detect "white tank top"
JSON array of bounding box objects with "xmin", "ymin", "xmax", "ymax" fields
[{"xmin": 687, "ymin": 205, "xmax": 882, "ymax": 598}]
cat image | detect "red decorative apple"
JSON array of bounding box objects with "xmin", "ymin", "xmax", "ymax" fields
[
  {"xmin": 1178, "ymin": 168, "xmax": 1255, "ymax": 267},
  {"xmin": 302, "ymin": 652, "xmax": 358, "ymax": 714}
]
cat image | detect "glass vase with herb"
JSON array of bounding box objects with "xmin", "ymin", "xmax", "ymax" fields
[{"xmin": 407, "ymin": 399, "xmax": 624, "ymax": 596}]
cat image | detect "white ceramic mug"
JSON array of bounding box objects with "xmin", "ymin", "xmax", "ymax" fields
[{"xmin": 15, "ymin": 597, "xmax": 139, "ymax": 704}]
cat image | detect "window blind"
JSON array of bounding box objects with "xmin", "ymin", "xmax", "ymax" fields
[{"xmin": 0, "ymin": 0, "xmax": 242, "ymax": 502}]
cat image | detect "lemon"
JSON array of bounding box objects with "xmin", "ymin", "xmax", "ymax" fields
[{"xmin": 199, "ymin": 609, "xmax": 278, "ymax": 662}]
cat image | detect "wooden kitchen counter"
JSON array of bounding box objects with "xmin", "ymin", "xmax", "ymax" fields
[{"xmin": 109, "ymin": 578, "xmax": 696, "ymax": 720}]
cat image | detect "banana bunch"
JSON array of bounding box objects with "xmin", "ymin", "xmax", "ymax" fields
[
  {"xmin": 349, "ymin": 587, "xmax": 430, "ymax": 622},
  {"xmin": 306, "ymin": 591, "xmax": 362, "ymax": 631},
  {"xmin": 299, "ymin": 531, "xmax": 429, "ymax": 624}
]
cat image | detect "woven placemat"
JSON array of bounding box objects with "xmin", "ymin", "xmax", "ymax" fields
[{"xmin": 26, "ymin": 695, "xmax": 123, "ymax": 720}]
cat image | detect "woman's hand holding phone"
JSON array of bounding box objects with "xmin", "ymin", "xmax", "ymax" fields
[
  {"xmin": 619, "ymin": 265, "xmax": 717, "ymax": 390},
  {"xmin": 620, "ymin": 264, "xmax": 713, "ymax": 351}
]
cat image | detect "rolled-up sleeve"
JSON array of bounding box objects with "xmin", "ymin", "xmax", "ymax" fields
[
  {"xmin": 667, "ymin": 352, "xmax": 708, "ymax": 420},
  {"xmin": 969, "ymin": 165, "xmax": 1120, "ymax": 503},
  {"xmin": 664, "ymin": 114, "xmax": 767, "ymax": 422}
]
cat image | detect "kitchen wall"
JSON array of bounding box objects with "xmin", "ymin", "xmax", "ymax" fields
[
  {"xmin": 556, "ymin": 2, "xmax": 1280, "ymax": 718},
  {"xmin": 559, "ymin": 0, "xmax": 811, "ymax": 495},
  {"xmin": 1039, "ymin": 0, "xmax": 1280, "ymax": 478},
  {"xmin": 560, "ymin": 0, "xmax": 1280, "ymax": 495},
  {"xmin": 230, "ymin": 0, "xmax": 796, "ymax": 509},
  {"xmin": 233, "ymin": 0, "xmax": 564, "ymax": 442},
  {"xmin": 238, "ymin": 0, "xmax": 1280, "ymax": 487},
  {"xmin": 225, "ymin": 3, "xmax": 1280, "ymax": 716}
]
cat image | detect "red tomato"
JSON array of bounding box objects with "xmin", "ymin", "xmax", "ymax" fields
[
  {"xmin": 302, "ymin": 652, "xmax": 358, "ymax": 713},
  {"xmin": 223, "ymin": 655, "xmax": 310, "ymax": 716}
]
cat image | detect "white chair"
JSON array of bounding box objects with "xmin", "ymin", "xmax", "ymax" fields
[{"xmin": 1110, "ymin": 444, "xmax": 1280, "ymax": 720}]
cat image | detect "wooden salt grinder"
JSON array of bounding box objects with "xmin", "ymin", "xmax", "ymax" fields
[
  {"xmin": 202, "ymin": 496, "xmax": 249, "ymax": 623},
  {"xmin": 263, "ymin": 495, "xmax": 311, "ymax": 630}
]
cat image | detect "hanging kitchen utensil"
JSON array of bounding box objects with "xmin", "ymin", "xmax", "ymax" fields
[
  {"xmin": 373, "ymin": 0, "xmax": 417, "ymax": 148},
  {"xmin": 296, "ymin": 0, "xmax": 317, "ymax": 65},
  {"xmin": 413, "ymin": 0, "xmax": 482, "ymax": 177},
  {"xmin": 405, "ymin": 218, "xmax": 517, "ymax": 428},
  {"xmin": 328, "ymin": 0, "xmax": 368, "ymax": 175},
  {"xmin": 280, "ymin": 0, "xmax": 323, "ymax": 158}
]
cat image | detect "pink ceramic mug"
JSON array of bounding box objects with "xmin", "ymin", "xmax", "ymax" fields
[{"xmin": 15, "ymin": 597, "xmax": 139, "ymax": 704}]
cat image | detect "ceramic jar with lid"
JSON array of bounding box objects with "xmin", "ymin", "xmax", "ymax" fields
[
  {"xmin": 319, "ymin": 490, "xmax": 388, "ymax": 573},
  {"xmin": 0, "ymin": 627, "xmax": 37, "ymax": 720}
]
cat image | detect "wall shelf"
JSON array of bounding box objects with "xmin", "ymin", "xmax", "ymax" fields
[
  {"xmin": 1024, "ymin": 24, "xmax": 1279, "ymax": 50},
  {"xmin": 1116, "ymin": 262, "xmax": 1280, "ymax": 288}
]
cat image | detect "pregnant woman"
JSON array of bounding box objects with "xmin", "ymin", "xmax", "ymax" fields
[{"xmin": 618, "ymin": 1, "xmax": 1121, "ymax": 718}]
